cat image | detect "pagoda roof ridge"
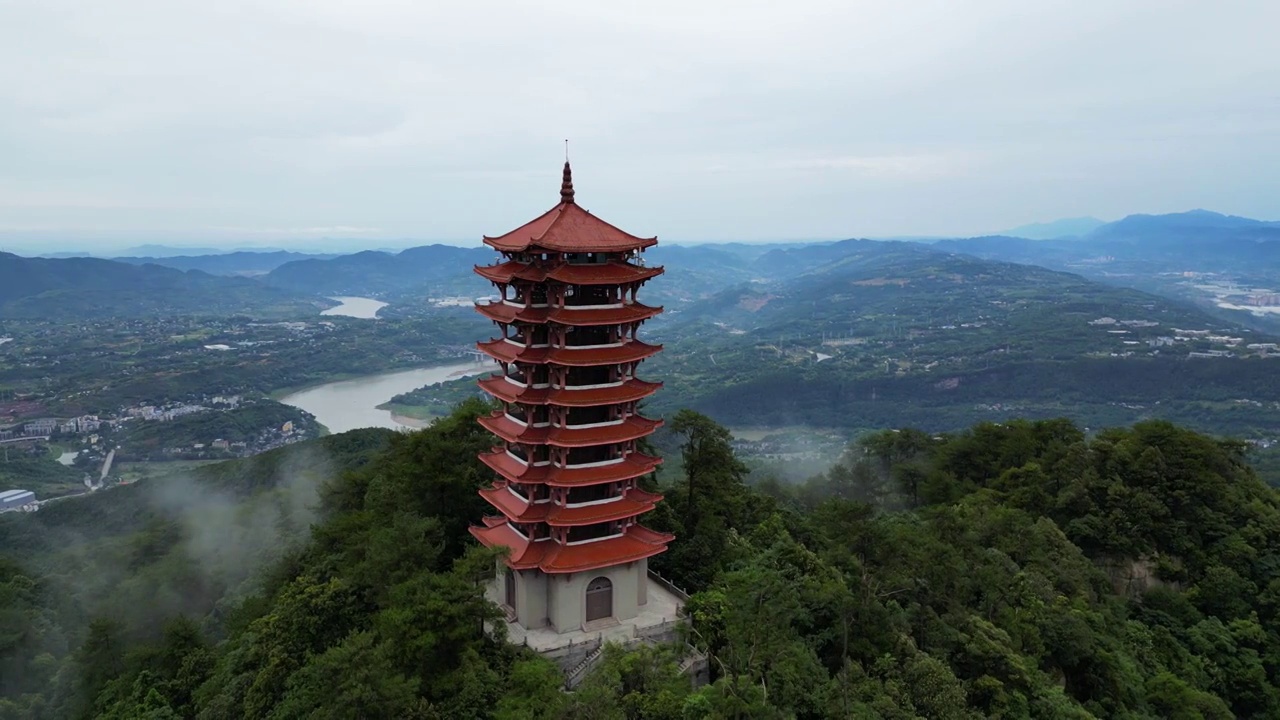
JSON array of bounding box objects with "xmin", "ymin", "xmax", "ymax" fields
[{"xmin": 483, "ymin": 201, "xmax": 658, "ymax": 254}]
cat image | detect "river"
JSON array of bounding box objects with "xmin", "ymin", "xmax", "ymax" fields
[
  {"xmin": 321, "ymin": 297, "xmax": 389, "ymax": 319},
  {"xmin": 277, "ymin": 360, "xmax": 492, "ymax": 434}
]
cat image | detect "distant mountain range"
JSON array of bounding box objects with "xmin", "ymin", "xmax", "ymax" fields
[
  {"xmin": 113, "ymin": 251, "xmax": 339, "ymax": 277},
  {"xmin": 642, "ymin": 239, "xmax": 1280, "ymax": 438},
  {"xmin": 997, "ymin": 216, "xmax": 1106, "ymax": 239},
  {"xmin": 264, "ymin": 245, "xmax": 495, "ymax": 296},
  {"xmin": 0, "ymin": 252, "xmax": 323, "ymax": 319},
  {"xmin": 5, "ymin": 208, "xmax": 1278, "ymax": 322}
]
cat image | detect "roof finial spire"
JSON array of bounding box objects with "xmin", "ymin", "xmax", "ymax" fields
[{"xmin": 560, "ymin": 140, "xmax": 575, "ymax": 205}]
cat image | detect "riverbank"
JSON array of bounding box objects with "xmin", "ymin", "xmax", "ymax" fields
[
  {"xmin": 321, "ymin": 296, "xmax": 389, "ymax": 319},
  {"xmin": 276, "ymin": 360, "xmax": 490, "ymax": 435}
]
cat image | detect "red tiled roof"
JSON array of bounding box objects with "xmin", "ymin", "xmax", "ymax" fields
[
  {"xmin": 475, "ymin": 261, "xmax": 549, "ymax": 284},
  {"xmin": 548, "ymin": 304, "xmax": 662, "ymax": 327},
  {"xmin": 476, "ymin": 339, "xmax": 662, "ymax": 367},
  {"xmin": 478, "ymin": 412, "xmax": 662, "ymax": 448},
  {"xmin": 478, "ymin": 483, "xmax": 662, "ymax": 527},
  {"xmin": 473, "ymin": 301, "xmax": 662, "ymax": 327},
  {"xmin": 539, "ymin": 526, "xmax": 673, "ymax": 574},
  {"xmin": 470, "ymin": 522, "xmax": 673, "ymax": 574},
  {"xmin": 474, "ymin": 260, "xmax": 663, "ymax": 286},
  {"xmin": 474, "ymin": 302, "xmax": 550, "ymax": 325},
  {"xmin": 478, "ymin": 450, "xmax": 662, "ymax": 487},
  {"xmin": 549, "ymin": 262, "xmax": 663, "ymax": 285},
  {"xmin": 477, "ymin": 375, "xmax": 661, "ymax": 406},
  {"xmin": 483, "ymin": 202, "xmax": 658, "ymax": 254}
]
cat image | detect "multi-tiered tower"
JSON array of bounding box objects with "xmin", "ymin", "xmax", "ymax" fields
[{"xmin": 469, "ymin": 162, "xmax": 673, "ymax": 633}]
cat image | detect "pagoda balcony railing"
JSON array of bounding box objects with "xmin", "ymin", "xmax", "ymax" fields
[
  {"xmin": 501, "ymin": 414, "xmax": 635, "ymax": 432},
  {"xmin": 553, "ymin": 380, "xmax": 629, "ymax": 390},
  {"xmin": 503, "ymin": 338, "xmax": 552, "ymax": 349},
  {"xmin": 564, "ymin": 494, "xmax": 626, "ymax": 509},
  {"xmin": 501, "ymin": 376, "xmax": 552, "ymax": 390},
  {"xmin": 558, "ymin": 457, "xmax": 627, "ymax": 469},
  {"xmin": 499, "ymin": 376, "xmax": 638, "ymax": 392},
  {"xmin": 560, "ymin": 340, "xmax": 625, "ymax": 350},
  {"xmin": 504, "ymin": 449, "xmax": 553, "ymax": 467},
  {"xmin": 502, "ymin": 413, "xmax": 552, "ymax": 429},
  {"xmin": 560, "ymin": 418, "xmax": 627, "ymax": 430},
  {"xmin": 566, "ymin": 530, "xmax": 626, "ymax": 546},
  {"xmin": 507, "ymin": 485, "xmax": 554, "ymax": 505},
  {"xmin": 562, "ymin": 301, "xmax": 625, "ymax": 310}
]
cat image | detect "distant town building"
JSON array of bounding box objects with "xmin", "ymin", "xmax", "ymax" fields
[
  {"xmin": 22, "ymin": 419, "xmax": 56, "ymax": 436},
  {"xmin": 0, "ymin": 489, "xmax": 35, "ymax": 511}
]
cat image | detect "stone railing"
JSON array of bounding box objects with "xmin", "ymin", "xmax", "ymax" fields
[
  {"xmin": 564, "ymin": 643, "xmax": 609, "ymax": 689},
  {"xmin": 646, "ymin": 570, "xmax": 691, "ymax": 602}
]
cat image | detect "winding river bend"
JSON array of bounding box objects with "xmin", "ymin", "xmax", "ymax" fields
[
  {"xmin": 321, "ymin": 297, "xmax": 389, "ymax": 319},
  {"xmin": 277, "ymin": 360, "xmax": 491, "ymax": 434}
]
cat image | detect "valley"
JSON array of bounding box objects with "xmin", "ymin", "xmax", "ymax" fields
[{"xmin": 5, "ymin": 209, "xmax": 1280, "ymax": 498}]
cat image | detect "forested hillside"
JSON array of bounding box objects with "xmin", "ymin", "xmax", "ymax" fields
[
  {"xmin": 2, "ymin": 401, "xmax": 1278, "ymax": 717},
  {"xmin": 0, "ymin": 253, "xmax": 323, "ymax": 319}
]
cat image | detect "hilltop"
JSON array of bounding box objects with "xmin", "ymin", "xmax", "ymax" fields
[{"xmin": 3, "ymin": 405, "xmax": 1280, "ymax": 716}]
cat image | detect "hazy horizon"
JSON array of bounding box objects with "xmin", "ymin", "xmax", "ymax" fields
[{"xmin": 4, "ymin": 1, "xmax": 1278, "ymax": 249}]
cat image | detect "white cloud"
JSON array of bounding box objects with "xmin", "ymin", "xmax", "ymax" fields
[{"xmin": 0, "ymin": 0, "xmax": 1277, "ymax": 242}]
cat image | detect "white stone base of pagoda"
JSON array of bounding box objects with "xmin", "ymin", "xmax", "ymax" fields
[{"xmin": 483, "ymin": 572, "xmax": 684, "ymax": 665}]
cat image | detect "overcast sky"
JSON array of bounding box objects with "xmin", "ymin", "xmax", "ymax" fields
[{"xmin": 2, "ymin": 0, "xmax": 1278, "ymax": 250}]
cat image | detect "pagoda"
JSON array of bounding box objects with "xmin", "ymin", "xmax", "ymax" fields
[{"xmin": 469, "ymin": 161, "xmax": 674, "ymax": 634}]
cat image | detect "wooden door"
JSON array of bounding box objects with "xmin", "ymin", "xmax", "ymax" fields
[{"xmin": 585, "ymin": 577, "xmax": 613, "ymax": 622}]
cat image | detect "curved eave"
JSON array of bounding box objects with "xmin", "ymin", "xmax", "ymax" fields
[
  {"xmin": 477, "ymin": 339, "xmax": 549, "ymax": 365},
  {"xmin": 474, "ymin": 302, "xmax": 661, "ymax": 327},
  {"xmin": 546, "ymin": 491, "xmax": 661, "ymax": 527},
  {"xmin": 475, "ymin": 302, "xmax": 550, "ymax": 325},
  {"xmin": 479, "ymin": 484, "xmax": 548, "ymax": 523},
  {"xmin": 548, "ymin": 304, "xmax": 663, "ymax": 327},
  {"xmin": 547, "ymin": 262, "xmax": 664, "ymax": 285},
  {"xmin": 477, "ymin": 483, "xmax": 661, "ymax": 527},
  {"xmin": 474, "ymin": 262, "xmax": 548, "ymax": 284},
  {"xmin": 475, "ymin": 261, "xmax": 663, "ymax": 286},
  {"xmin": 478, "ymin": 376, "xmax": 662, "ymax": 406},
  {"xmin": 537, "ymin": 525, "xmax": 673, "ymax": 574},
  {"xmin": 478, "ymin": 413, "xmax": 663, "ymax": 448},
  {"xmin": 478, "ymin": 341, "xmax": 663, "ymax": 368},
  {"xmin": 479, "ymin": 450, "xmax": 663, "ymax": 487},
  {"xmin": 470, "ymin": 522, "xmax": 551, "ymax": 570},
  {"xmin": 482, "ymin": 202, "xmax": 658, "ymax": 254},
  {"xmin": 550, "ymin": 342, "xmax": 662, "ymax": 367}
]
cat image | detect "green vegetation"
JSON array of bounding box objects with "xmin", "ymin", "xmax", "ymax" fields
[
  {"xmin": 0, "ymin": 252, "xmax": 325, "ymax": 320},
  {"xmin": 644, "ymin": 248, "xmax": 1280, "ymax": 440},
  {"xmin": 0, "ymin": 312, "xmax": 485, "ymax": 417},
  {"xmin": 0, "ymin": 449, "xmax": 83, "ymax": 497},
  {"xmin": 108, "ymin": 401, "xmax": 317, "ymax": 461},
  {"xmin": 2, "ymin": 401, "xmax": 1279, "ymax": 717}
]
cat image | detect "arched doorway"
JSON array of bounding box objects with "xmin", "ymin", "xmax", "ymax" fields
[
  {"xmin": 504, "ymin": 569, "xmax": 516, "ymax": 609},
  {"xmin": 585, "ymin": 576, "xmax": 613, "ymax": 622}
]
